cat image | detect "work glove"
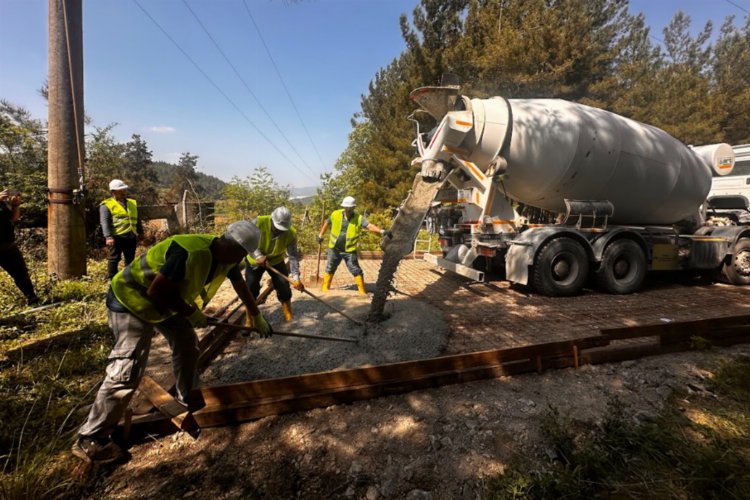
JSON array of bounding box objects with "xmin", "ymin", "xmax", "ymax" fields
[
  {"xmin": 187, "ymin": 307, "xmax": 208, "ymax": 328},
  {"xmin": 252, "ymin": 313, "xmax": 273, "ymax": 338},
  {"xmin": 381, "ymin": 229, "xmax": 393, "ymax": 240},
  {"xmin": 316, "ymin": 235, "xmax": 324, "ymax": 245},
  {"xmin": 292, "ymin": 279, "xmax": 305, "ymax": 292}
]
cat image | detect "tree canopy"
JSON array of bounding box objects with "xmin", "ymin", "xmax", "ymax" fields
[{"xmin": 332, "ymin": 0, "xmax": 750, "ymax": 212}]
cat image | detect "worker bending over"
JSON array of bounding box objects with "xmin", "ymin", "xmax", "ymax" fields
[
  {"xmin": 245, "ymin": 206, "xmax": 303, "ymax": 322},
  {"xmin": 100, "ymin": 179, "xmax": 143, "ymax": 279},
  {"xmin": 72, "ymin": 221, "xmax": 272, "ymax": 464},
  {"xmin": 317, "ymin": 196, "xmax": 391, "ymax": 295}
]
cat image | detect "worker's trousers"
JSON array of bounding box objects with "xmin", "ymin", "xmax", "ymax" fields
[
  {"xmin": 245, "ymin": 260, "xmax": 292, "ymax": 302},
  {"xmin": 0, "ymin": 242, "xmax": 37, "ymax": 303},
  {"xmin": 78, "ymin": 310, "xmax": 199, "ymax": 439},
  {"xmin": 106, "ymin": 235, "xmax": 137, "ymax": 279},
  {"xmin": 325, "ymin": 248, "xmax": 363, "ymax": 276}
]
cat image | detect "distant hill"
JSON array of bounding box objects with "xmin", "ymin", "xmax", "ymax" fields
[
  {"xmin": 290, "ymin": 185, "xmax": 318, "ymax": 198},
  {"xmin": 151, "ymin": 161, "xmax": 226, "ymax": 201}
]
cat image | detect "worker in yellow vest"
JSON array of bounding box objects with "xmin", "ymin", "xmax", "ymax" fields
[
  {"xmin": 316, "ymin": 196, "xmax": 392, "ymax": 295},
  {"xmin": 245, "ymin": 206, "xmax": 303, "ymax": 322},
  {"xmin": 100, "ymin": 179, "xmax": 143, "ymax": 279},
  {"xmin": 72, "ymin": 221, "xmax": 272, "ymax": 464}
]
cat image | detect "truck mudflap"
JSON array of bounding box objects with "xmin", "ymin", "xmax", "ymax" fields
[{"xmin": 506, "ymin": 227, "xmax": 594, "ymax": 285}]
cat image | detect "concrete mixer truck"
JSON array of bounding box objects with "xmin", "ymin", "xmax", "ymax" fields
[{"xmin": 407, "ymin": 86, "xmax": 750, "ymax": 296}]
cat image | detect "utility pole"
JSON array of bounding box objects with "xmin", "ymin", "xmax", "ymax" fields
[{"xmin": 48, "ymin": 0, "xmax": 86, "ymax": 278}]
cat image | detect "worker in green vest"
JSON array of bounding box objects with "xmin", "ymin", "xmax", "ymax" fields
[
  {"xmin": 72, "ymin": 221, "xmax": 272, "ymax": 464},
  {"xmin": 245, "ymin": 206, "xmax": 303, "ymax": 322},
  {"xmin": 100, "ymin": 179, "xmax": 143, "ymax": 279},
  {"xmin": 316, "ymin": 196, "xmax": 391, "ymax": 295}
]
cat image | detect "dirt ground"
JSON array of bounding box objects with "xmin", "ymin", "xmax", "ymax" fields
[{"xmin": 93, "ymin": 259, "xmax": 750, "ymax": 499}]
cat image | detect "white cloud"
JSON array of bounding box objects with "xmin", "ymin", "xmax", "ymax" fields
[{"xmin": 148, "ymin": 125, "xmax": 176, "ymax": 134}]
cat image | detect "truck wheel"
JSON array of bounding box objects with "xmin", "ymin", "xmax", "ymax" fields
[
  {"xmin": 595, "ymin": 239, "xmax": 646, "ymax": 294},
  {"xmin": 532, "ymin": 237, "xmax": 589, "ymax": 296},
  {"xmin": 721, "ymin": 238, "xmax": 750, "ymax": 286}
]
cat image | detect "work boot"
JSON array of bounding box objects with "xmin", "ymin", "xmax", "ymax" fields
[
  {"xmin": 244, "ymin": 310, "xmax": 254, "ymax": 328},
  {"xmin": 321, "ymin": 273, "xmax": 333, "ymax": 292},
  {"xmin": 354, "ymin": 275, "xmax": 367, "ymax": 295},
  {"xmin": 281, "ymin": 301, "xmax": 293, "ymax": 322},
  {"xmin": 71, "ymin": 436, "xmax": 123, "ymax": 464}
]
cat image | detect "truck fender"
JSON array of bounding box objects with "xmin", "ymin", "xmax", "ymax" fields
[
  {"xmin": 694, "ymin": 225, "xmax": 750, "ymax": 260},
  {"xmin": 506, "ymin": 227, "xmax": 594, "ymax": 285},
  {"xmin": 589, "ymin": 229, "xmax": 651, "ymax": 265}
]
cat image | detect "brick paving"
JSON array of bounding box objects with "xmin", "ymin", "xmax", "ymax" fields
[{"xmin": 299, "ymin": 256, "xmax": 750, "ymax": 355}]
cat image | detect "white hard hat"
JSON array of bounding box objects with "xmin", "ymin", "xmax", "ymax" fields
[
  {"xmin": 271, "ymin": 206, "xmax": 292, "ymax": 231},
  {"xmin": 341, "ymin": 196, "xmax": 356, "ymax": 208},
  {"xmin": 109, "ymin": 179, "xmax": 128, "ymax": 191},
  {"xmin": 224, "ymin": 220, "xmax": 261, "ymax": 254}
]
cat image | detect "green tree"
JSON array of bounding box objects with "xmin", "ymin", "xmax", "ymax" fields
[
  {"xmin": 85, "ymin": 124, "xmax": 126, "ymax": 200},
  {"xmin": 586, "ymin": 12, "xmax": 662, "ymax": 120},
  {"xmin": 122, "ymin": 134, "xmax": 160, "ymax": 203},
  {"xmin": 646, "ymin": 12, "xmax": 724, "ymax": 144},
  {"xmin": 169, "ymin": 152, "xmax": 200, "ymax": 202},
  {"xmin": 0, "ymin": 100, "xmax": 48, "ymax": 224},
  {"xmin": 220, "ymin": 166, "xmax": 291, "ymax": 224},
  {"xmin": 712, "ymin": 15, "xmax": 750, "ymax": 144}
]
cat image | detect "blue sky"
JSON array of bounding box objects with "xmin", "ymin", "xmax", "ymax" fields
[{"xmin": 1, "ymin": 0, "xmax": 748, "ymax": 189}]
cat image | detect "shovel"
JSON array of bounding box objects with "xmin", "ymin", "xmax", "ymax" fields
[
  {"xmin": 264, "ymin": 264, "xmax": 364, "ymax": 327},
  {"xmin": 206, "ymin": 317, "xmax": 357, "ymax": 343}
]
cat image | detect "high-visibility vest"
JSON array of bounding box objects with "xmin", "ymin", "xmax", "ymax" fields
[
  {"xmin": 246, "ymin": 215, "xmax": 297, "ymax": 266},
  {"xmin": 101, "ymin": 197, "xmax": 138, "ymax": 236},
  {"xmin": 329, "ymin": 209, "xmax": 362, "ymax": 253},
  {"xmin": 111, "ymin": 235, "xmax": 235, "ymax": 323}
]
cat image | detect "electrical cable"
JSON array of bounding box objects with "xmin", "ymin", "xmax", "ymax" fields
[
  {"xmin": 131, "ymin": 0, "xmax": 318, "ymax": 184},
  {"xmin": 724, "ymin": 0, "xmax": 749, "ymax": 15},
  {"xmin": 242, "ymin": 0, "xmax": 328, "ymax": 174},
  {"xmin": 182, "ymin": 0, "xmax": 318, "ymax": 178}
]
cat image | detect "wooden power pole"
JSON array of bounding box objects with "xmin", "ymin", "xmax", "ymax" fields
[{"xmin": 48, "ymin": 0, "xmax": 86, "ymax": 278}]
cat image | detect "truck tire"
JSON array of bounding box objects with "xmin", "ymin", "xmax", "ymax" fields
[
  {"xmin": 721, "ymin": 238, "xmax": 750, "ymax": 286},
  {"xmin": 594, "ymin": 239, "xmax": 646, "ymax": 294},
  {"xmin": 532, "ymin": 237, "xmax": 589, "ymax": 296}
]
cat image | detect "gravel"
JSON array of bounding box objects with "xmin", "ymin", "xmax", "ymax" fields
[{"xmin": 201, "ymin": 290, "xmax": 450, "ymax": 384}]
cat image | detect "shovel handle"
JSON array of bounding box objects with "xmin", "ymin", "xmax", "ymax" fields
[
  {"xmin": 264, "ymin": 264, "xmax": 364, "ymax": 327},
  {"xmin": 207, "ymin": 318, "xmax": 357, "ymax": 343}
]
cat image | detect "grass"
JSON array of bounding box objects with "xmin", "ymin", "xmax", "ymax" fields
[
  {"xmin": 2, "ymin": 251, "xmax": 748, "ymax": 499},
  {"xmin": 486, "ymin": 356, "xmax": 750, "ymax": 499},
  {"xmin": 0, "ymin": 258, "xmax": 112, "ymax": 499}
]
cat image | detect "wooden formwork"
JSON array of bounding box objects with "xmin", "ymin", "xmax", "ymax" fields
[{"xmin": 122, "ymin": 312, "xmax": 750, "ymax": 440}]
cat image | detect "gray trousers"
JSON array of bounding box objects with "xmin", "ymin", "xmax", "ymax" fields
[{"xmin": 78, "ymin": 310, "xmax": 199, "ymax": 439}]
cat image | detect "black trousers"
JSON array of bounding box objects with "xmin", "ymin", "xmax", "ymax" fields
[
  {"xmin": 107, "ymin": 236, "xmax": 137, "ymax": 279},
  {"xmin": 244, "ymin": 260, "xmax": 292, "ymax": 302},
  {"xmin": 0, "ymin": 242, "xmax": 37, "ymax": 302}
]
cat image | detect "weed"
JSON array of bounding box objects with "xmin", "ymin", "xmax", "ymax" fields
[
  {"xmin": 486, "ymin": 356, "xmax": 750, "ymax": 499},
  {"xmin": 1, "ymin": 257, "xmax": 112, "ymax": 498}
]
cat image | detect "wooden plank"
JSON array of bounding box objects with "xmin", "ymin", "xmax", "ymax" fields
[
  {"xmin": 193, "ymin": 335, "xmax": 610, "ymax": 406},
  {"xmin": 124, "ymin": 314, "xmax": 750, "ymax": 438},
  {"xmin": 138, "ymin": 375, "xmax": 199, "ymax": 437},
  {"xmin": 601, "ymin": 314, "xmax": 750, "ymax": 341}
]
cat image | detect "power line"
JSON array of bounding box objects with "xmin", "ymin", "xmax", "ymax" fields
[
  {"xmin": 181, "ymin": 0, "xmax": 319, "ymax": 178},
  {"xmin": 131, "ymin": 0, "xmax": 317, "ymax": 184},
  {"xmin": 724, "ymin": 0, "xmax": 750, "ymax": 15},
  {"xmin": 242, "ymin": 0, "xmax": 328, "ymax": 174}
]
